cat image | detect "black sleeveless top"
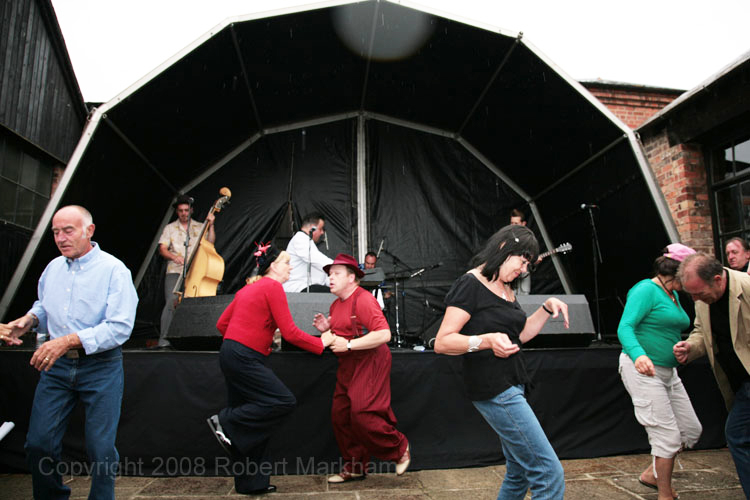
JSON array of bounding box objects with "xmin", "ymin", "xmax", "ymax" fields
[{"xmin": 444, "ymin": 273, "xmax": 531, "ymax": 401}]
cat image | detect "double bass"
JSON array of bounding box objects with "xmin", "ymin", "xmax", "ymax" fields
[{"xmin": 172, "ymin": 187, "xmax": 232, "ymax": 303}]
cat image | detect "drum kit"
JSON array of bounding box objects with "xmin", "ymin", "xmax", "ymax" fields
[{"xmin": 360, "ymin": 258, "xmax": 444, "ymax": 350}]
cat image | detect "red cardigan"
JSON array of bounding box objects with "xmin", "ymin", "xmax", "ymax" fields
[{"xmin": 217, "ymin": 277, "xmax": 324, "ymax": 356}]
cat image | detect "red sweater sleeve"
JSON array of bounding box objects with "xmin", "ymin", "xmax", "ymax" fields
[
  {"xmin": 216, "ymin": 298, "xmax": 235, "ymax": 336},
  {"xmin": 266, "ymin": 282, "xmax": 325, "ymax": 354}
]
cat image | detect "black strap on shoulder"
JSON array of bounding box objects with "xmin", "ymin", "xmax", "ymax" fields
[{"xmin": 349, "ymin": 287, "xmax": 363, "ymax": 338}]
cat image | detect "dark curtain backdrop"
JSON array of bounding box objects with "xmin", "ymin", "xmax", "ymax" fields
[
  {"xmin": 136, "ymin": 120, "xmax": 356, "ymax": 331},
  {"xmin": 537, "ymin": 142, "xmax": 675, "ymax": 337},
  {"xmin": 135, "ymin": 119, "xmax": 565, "ymax": 337},
  {"xmin": 367, "ymin": 120, "xmax": 563, "ymax": 336},
  {"xmin": 0, "ymin": 348, "xmax": 727, "ymax": 475}
]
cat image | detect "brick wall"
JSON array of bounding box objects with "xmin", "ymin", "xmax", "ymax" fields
[
  {"xmin": 640, "ymin": 128, "xmax": 714, "ymax": 254},
  {"xmin": 583, "ymin": 84, "xmax": 682, "ymax": 129}
]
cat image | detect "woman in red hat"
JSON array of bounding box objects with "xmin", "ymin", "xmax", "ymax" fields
[
  {"xmin": 313, "ymin": 253, "xmax": 410, "ymax": 483},
  {"xmin": 207, "ymin": 243, "xmax": 334, "ymax": 495}
]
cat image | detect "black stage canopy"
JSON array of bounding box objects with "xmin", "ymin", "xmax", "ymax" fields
[{"xmin": 1, "ymin": 1, "xmax": 679, "ymax": 336}]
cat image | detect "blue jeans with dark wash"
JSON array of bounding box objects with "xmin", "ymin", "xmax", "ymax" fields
[
  {"xmin": 25, "ymin": 347, "xmax": 124, "ymax": 500},
  {"xmin": 726, "ymin": 379, "xmax": 750, "ymax": 496},
  {"xmin": 472, "ymin": 385, "xmax": 564, "ymax": 500}
]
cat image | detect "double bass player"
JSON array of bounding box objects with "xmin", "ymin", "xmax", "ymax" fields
[{"xmin": 158, "ymin": 195, "xmax": 216, "ymax": 348}]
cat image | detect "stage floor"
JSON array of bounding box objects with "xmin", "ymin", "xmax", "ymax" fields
[{"xmin": 0, "ymin": 346, "xmax": 727, "ymax": 475}]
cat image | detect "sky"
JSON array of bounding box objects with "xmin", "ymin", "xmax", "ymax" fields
[{"xmin": 51, "ymin": 0, "xmax": 750, "ymax": 103}]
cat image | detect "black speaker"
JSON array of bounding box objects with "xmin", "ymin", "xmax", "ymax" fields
[
  {"xmin": 518, "ymin": 295, "xmax": 595, "ymax": 348},
  {"xmin": 166, "ymin": 295, "xmax": 231, "ymax": 350},
  {"xmin": 280, "ymin": 293, "xmax": 337, "ymax": 351},
  {"xmin": 418, "ymin": 295, "xmax": 595, "ymax": 350},
  {"xmin": 167, "ymin": 293, "xmax": 338, "ymax": 351}
]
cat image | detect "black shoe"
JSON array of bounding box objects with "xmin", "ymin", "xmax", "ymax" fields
[
  {"xmin": 240, "ymin": 484, "xmax": 276, "ymax": 495},
  {"xmin": 207, "ymin": 415, "xmax": 235, "ymax": 456}
]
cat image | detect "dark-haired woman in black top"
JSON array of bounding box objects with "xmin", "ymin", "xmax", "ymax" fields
[{"xmin": 435, "ymin": 224, "xmax": 569, "ymax": 500}]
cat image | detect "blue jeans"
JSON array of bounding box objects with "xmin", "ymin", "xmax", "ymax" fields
[
  {"xmin": 25, "ymin": 348, "xmax": 124, "ymax": 500},
  {"xmin": 472, "ymin": 385, "xmax": 564, "ymax": 500},
  {"xmin": 726, "ymin": 380, "xmax": 750, "ymax": 495}
]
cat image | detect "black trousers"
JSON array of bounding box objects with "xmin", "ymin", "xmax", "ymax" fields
[{"xmin": 218, "ymin": 339, "xmax": 296, "ymax": 493}]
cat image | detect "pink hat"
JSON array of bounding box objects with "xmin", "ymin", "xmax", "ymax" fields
[
  {"xmin": 324, "ymin": 253, "xmax": 365, "ymax": 278},
  {"xmin": 664, "ymin": 243, "xmax": 696, "ymax": 262}
]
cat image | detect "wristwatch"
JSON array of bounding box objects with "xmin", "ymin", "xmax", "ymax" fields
[
  {"xmin": 346, "ymin": 340, "xmax": 352, "ymax": 351},
  {"xmin": 467, "ymin": 335, "xmax": 482, "ymax": 352}
]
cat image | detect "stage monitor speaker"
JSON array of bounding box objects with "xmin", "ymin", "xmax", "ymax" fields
[
  {"xmin": 517, "ymin": 295, "xmax": 595, "ymax": 348},
  {"xmin": 280, "ymin": 293, "xmax": 337, "ymax": 351},
  {"xmin": 418, "ymin": 294, "xmax": 595, "ymax": 349},
  {"xmin": 166, "ymin": 292, "xmax": 337, "ymax": 351},
  {"xmin": 166, "ymin": 295, "xmax": 232, "ymax": 350}
]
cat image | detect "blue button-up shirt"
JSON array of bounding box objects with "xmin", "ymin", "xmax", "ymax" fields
[{"xmin": 28, "ymin": 242, "xmax": 138, "ymax": 354}]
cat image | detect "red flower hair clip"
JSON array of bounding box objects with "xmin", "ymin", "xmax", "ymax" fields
[{"xmin": 254, "ymin": 241, "xmax": 271, "ymax": 259}]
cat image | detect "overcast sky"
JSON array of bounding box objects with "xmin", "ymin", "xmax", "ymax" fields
[{"xmin": 51, "ymin": 0, "xmax": 750, "ymax": 103}]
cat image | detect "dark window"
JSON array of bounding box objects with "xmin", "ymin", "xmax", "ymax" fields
[{"xmin": 0, "ymin": 131, "xmax": 58, "ymax": 230}]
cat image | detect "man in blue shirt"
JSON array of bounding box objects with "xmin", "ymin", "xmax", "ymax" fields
[{"xmin": 0, "ymin": 205, "xmax": 138, "ymax": 500}]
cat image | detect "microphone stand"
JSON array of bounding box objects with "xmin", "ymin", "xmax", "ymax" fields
[
  {"xmin": 181, "ymin": 199, "xmax": 193, "ymax": 288},
  {"xmin": 381, "ymin": 248, "xmax": 408, "ymax": 347},
  {"xmin": 585, "ymin": 206, "xmax": 603, "ymax": 342},
  {"xmin": 306, "ymin": 227, "xmax": 315, "ymax": 293}
]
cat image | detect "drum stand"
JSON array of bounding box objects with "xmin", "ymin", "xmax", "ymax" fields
[{"xmin": 382, "ymin": 248, "xmax": 409, "ymax": 348}]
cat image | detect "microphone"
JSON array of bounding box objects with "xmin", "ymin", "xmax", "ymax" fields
[
  {"xmin": 429, "ymin": 261, "xmax": 443, "ymax": 270},
  {"xmin": 325, "ymin": 231, "xmax": 329, "ymax": 250},
  {"xmin": 376, "ymin": 238, "xmax": 385, "ymax": 258},
  {"xmin": 580, "ymin": 203, "xmax": 599, "ymax": 210},
  {"xmin": 187, "ymin": 197, "xmax": 194, "ymax": 205},
  {"xmin": 308, "ymin": 226, "xmax": 316, "ymax": 239}
]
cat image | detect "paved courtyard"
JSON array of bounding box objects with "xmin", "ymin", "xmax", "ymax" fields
[{"xmin": 0, "ymin": 448, "xmax": 744, "ymax": 499}]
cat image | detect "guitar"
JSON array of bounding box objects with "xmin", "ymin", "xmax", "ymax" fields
[
  {"xmin": 172, "ymin": 187, "xmax": 232, "ymax": 303},
  {"xmin": 538, "ymin": 242, "xmax": 572, "ymax": 261}
]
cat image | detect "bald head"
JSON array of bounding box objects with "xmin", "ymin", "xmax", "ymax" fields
[{"xmin": 51, "ymin": 205, "xmax": 95, "ymax": 260}]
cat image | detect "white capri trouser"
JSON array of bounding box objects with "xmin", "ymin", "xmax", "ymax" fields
[{"xmin": 619, "ymin": 352, "xmax": 702, "ymax": 458}]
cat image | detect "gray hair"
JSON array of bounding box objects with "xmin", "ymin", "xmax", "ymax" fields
[{"xmin": 678, "ymin": 252, "xmax": 723, "ymax": 284}]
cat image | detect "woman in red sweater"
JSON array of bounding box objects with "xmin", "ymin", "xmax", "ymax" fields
[{"xmin": 207, "ymin": 243, "xmax": 333, "ymax": 495}]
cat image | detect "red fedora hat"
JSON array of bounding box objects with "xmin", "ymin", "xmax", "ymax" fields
[{"xmin": 324, "ymin": 253, "xmax": 365, "ymax": 278}]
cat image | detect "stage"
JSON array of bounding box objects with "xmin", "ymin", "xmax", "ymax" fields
[{"xmin": 0, "ymin": 346, "xmax": 727, "ymax": 476}]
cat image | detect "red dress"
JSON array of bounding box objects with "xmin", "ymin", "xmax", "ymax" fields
[{"xmin": 328, "ymin": 286, "xmax": 408, "ymax": 473}]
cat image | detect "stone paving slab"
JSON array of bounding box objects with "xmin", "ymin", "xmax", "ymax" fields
[{"xmin": 0, "ymin": 449, "xmax": 743, "ymax": 499}]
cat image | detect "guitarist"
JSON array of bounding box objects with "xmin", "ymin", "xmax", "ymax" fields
[
  {"xmin": 509, "ymin": 209, "xmax": 538, "ymax": 295},
  {"xmin": 157, "ymin": 195, "xmax": 216, "ymax": 348}
]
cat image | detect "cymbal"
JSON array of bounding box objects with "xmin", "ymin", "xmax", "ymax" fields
[{"xmin": 384, "ymin": 272, "xmax": 412, "ymax": 280}]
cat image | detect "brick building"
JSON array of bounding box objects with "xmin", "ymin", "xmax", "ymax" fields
[{"xmin": 582, "ymin": 80, "xmax": 683, "ymax": 130}]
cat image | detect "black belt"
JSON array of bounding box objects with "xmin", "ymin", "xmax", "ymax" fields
[{"xmin": 64, "ymin": 348, "xmax": 87, "ymax": 359}]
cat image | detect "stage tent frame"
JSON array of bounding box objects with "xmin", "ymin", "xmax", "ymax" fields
[{"xmin": 1, "ymin": 0, "xmax": 678, "ymax": 333}]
